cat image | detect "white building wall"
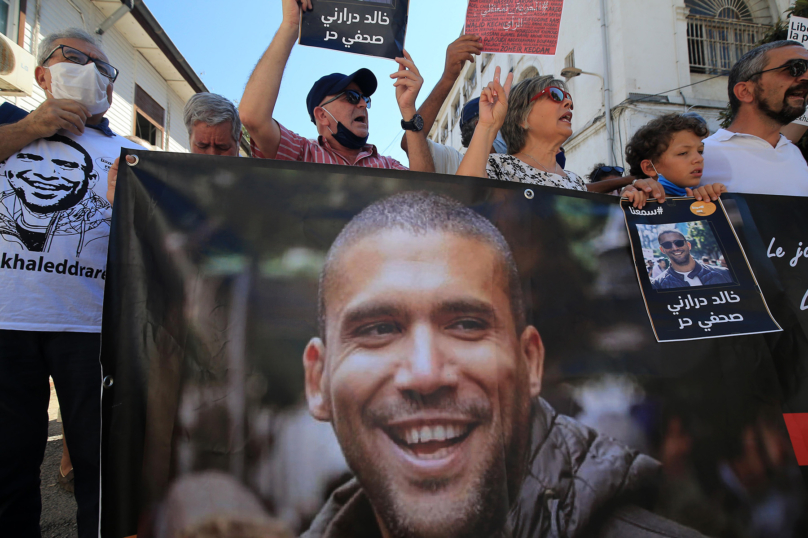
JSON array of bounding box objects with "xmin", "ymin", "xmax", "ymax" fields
[
  {"xmin": 431, "ymin": 0, "xmax": 788, "ymax": 182},
  {"xmin": 2, "ymin": 0, "xmax": 191, "ymax": 152}
]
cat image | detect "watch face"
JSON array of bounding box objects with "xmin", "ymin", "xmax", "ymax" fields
[{"xmin": 413, "ymin": 115, "xmax": 424, "ymax": 131}]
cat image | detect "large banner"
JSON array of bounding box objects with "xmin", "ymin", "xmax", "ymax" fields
[{"xmin": 100, "ymin": 153, "xmax": 808, "ymax": 538}]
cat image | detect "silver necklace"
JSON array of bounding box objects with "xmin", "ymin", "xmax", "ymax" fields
[{"xmin": 518, "ymin": 151, "xmax": 562, "ymax": 176}]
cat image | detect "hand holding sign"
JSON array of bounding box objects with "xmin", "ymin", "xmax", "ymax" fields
[
  {"xmin": 478, "ymin": 66, "xmax": 514, "ymax": 131},
  {"xmin": 442, "ymin": 35, "xmax": 484, "ymax": 83},
  {"xmin": 283, "ymin": 0, "xmax": 312, "ymax": 28}
]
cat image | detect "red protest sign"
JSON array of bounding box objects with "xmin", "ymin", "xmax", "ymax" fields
[{"xmin": 465, "ymin": 0, "xmax": 564, "ymax": 56}]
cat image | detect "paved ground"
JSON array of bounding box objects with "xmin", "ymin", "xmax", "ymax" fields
[{"xmin": 40, "ymin": 382, "xmax": 78, "ymax": 538}]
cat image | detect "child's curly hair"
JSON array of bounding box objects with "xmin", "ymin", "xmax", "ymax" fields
[{"xmin": 625, "ymin": 114, "xmax": 708, "ymax": 178}]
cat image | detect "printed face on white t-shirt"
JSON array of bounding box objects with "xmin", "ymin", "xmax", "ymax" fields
[{"xmin": 4, "ymin": 136, "xmax": 96, "ymax": 213}]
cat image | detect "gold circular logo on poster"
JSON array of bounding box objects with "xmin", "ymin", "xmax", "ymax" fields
[{"xmin": 690, "ymin": 201, "xmax": 716, "ymax": 216}]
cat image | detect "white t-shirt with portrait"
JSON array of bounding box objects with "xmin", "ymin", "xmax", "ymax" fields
[{"xmin": 0, "ymin": 127, "xmax": 141, "ymax": 332}]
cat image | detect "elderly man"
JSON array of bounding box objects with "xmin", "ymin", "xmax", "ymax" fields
[
  {"xmin": 184, "ymin": 92, "xmax": 242, "ymax": 157},
  {"xmin": 239, "ymin": 0, "xmax": 433, "ymax": 172},
  {"xmin": 301, "ymin": 191, "xmax": 703, "ymax": 538},
  {"xmin": 107, "ymin": 93, "xmax": 243, "ymax": 206},
  {"xmin": 652, "ymin": 230, "xmax": 732, "ymax": 290},
  {"xmin": 701, "ymin": 40, "xmax": 808, "ymax": 195},
  {"xmin": 0, "ymin": 28, "xmax": 141, "ymax": 538}
]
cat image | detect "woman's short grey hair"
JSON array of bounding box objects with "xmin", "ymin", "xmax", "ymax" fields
[
  {"xmin": 38, "ymin": 28, "xmax": 100, "ymax": 66},
  {"xmin": 727, "ymin": 40, "xmax": 803, "ymax": 118},
  {"xmin": 183, "ymin": 93, "xmax": 242, "ymax": 143},
  {"xmin": 501, "ymin": 75, "xmax": 569, "ymax": 154}
]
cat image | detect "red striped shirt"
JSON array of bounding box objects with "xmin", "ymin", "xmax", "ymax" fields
[{"xmin": 251, "ymin": 122, "xmax": 407, "ymax": 170}]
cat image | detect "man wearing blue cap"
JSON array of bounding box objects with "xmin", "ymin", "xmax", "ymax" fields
[{"xmin": 240, "ymin": 0, "xmax": 433, "ymax": 172}]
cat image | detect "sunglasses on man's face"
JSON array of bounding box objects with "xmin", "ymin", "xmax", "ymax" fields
[
  {"xmin": 43, "ymin": 44, "xmax": 119, "ymax": 82},
  {"xmin": 321, "ymin": 89, "xmax": 372, "ymax": 109},
  {"xmin": 660, "ymin": 239, "xmax": 687, "ymax": 250},
  {"xmin": 751, "ymin": 58, "xmax": 808, "ymax": 80},
  {"xmin": 530, "ymin": 87, "xmax": 574, "ymax": 110}
]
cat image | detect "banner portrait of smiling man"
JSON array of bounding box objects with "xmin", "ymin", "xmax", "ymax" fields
[{"xmin": 100, "ymin": 152, "xmax": 808, "ymax": 538}]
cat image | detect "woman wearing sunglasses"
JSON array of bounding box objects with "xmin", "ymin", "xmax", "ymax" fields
[{"xmin": 457, "ymin": 70, "xmax": 585, "ymax": 191}]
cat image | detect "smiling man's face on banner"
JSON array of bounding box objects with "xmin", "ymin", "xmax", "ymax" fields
[
  {"xmin": 303, "ymin": 226, "xmax": 543, "ymax": 538},
  {"xmin": 658, "ymin": 231, "xmax": 693, "ymax": 267},
  {"xmin": 5, "ymin": 140, "xmax": 94, "ymax": 214}
]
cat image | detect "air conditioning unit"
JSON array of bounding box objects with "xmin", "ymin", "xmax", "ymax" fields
[{"xmin": 0, "ymin": 32, "xmax": 35, "ymax": 96}]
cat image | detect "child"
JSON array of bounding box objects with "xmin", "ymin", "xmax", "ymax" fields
[{"xmin": 622, "ymin": 114, "xmax": 726, "ymax": 206}]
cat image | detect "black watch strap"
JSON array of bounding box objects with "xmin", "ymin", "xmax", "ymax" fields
[{"xmin": 401, "ymin": 114, "xmax": 424, "ymax": 132}]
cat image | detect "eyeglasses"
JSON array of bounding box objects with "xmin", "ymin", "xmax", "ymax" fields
[
  {"xmin": 529, "ymin": 87, "xmax": 574, "ymax": 110},
  {"xmin": 660, "ymin": 239, "xmax": 687, "ymax": 249},
  {"xmin": 749, "ymin": 58, "xmax": 808, "ymax": 80},
  {"xmin": 42, "ymin": 44, "xmax": 119, "ymax": 82},
  {"xmin": 597, "ymin": 166, "xmax": 623, "ymax": 175},
  {"xmin": 320, "ymin": 89, "xmax": 372, "ymax": 109}
]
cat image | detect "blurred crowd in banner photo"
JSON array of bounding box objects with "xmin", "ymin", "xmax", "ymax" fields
[{"xmin": 3, "ymin": 0, "xmax": 808, "ymax": 537}]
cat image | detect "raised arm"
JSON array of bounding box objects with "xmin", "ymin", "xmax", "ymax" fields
[
  {"xmin": 456, "ymin": 67, "xmax": 512, "ymax": 178},
  {"xmin": 239, "ymin": 0, "xmax": 311, "ymax": 159},
  {"xmin": 392, "ymin": 50, "xmax": 434, "ymax": 173},
  {"xmin": 400, "ymin": 35, "xmax": 482, "ymax": 154}
]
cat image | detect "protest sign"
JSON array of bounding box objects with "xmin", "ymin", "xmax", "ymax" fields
[
  {"xmin": 787, "ymin": 16, "xmax": 808, "ymax": 126},
  {"xmin": 100, "ymin": 154, "xmax": 808, "ymax": 538},
  {"xmin": 299, "ymin": 0, "xmax": 408, "ymax": 59},
  {"xmin": 465, "ymin": 0, "xmax": 564, "ymax": 55},
  {"xmin": 622, "ymin": 198, "xmax": 780, "ymax": 342}
]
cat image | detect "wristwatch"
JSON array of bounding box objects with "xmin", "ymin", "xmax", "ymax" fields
[{"xmin": 401, "ymin": 114, "xmax": 424, "ymax": 132}]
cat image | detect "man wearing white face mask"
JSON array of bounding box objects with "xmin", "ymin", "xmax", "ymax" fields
[{"xmin": 0, "ymin": 28, "xmax": 141, "ymax": 538}]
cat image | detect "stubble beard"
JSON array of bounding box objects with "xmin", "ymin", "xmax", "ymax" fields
[
  {"xmin": 756, "ymin": 82, "xmax": 808, "ymax": 125},
  {"xmin": 12, "ymin": 175, "xmax": 89, "ymax": 214},
  {"xmin": 336, "ymin": 388, "xmax": 533, "ymax": 538}
]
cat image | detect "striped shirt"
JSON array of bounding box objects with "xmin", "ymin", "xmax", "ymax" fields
[{"xmin": 251, "ymin": 122, "xmax": 407, "ymax": 170}]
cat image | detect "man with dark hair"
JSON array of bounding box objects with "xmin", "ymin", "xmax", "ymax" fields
[
  {"xmin": 652, "ymin": 230, "xmax": 732, "ymax": 290},
  {"xmin": 240, "ymin": 0, "xmax": 433, "ymax": 172},
  {"xmin": 302, "ymin": 191, "xmax": 703, "ymax": 538},
  {"xmin": 701, "ymin": 40, "xmax": 808, "ymax": 195}
]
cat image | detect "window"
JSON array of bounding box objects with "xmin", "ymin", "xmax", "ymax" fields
[
  {"xmin": 685, "ymin": 0, "xmax": 771, "ymax": 74},
  {"xmin": 452, "ymin": 97, "xmax": 461, "ymax": 126},
  {"xmin": 133, "ymin": 85, "xmax": 165, "ymax": 149},
  {"xmin": 462, "ymin": 69, "xmax": 477, "ymax": 102},
  {"xmin": 0, "ymin": 0, "xmax": 19, "ymax": 41},
  {"xmin": 565, "ymin": 50, "xmax": 575, "ymax": 69},
  {"xmin": 481, "ymin": 53, "xmax": 493, "ymax": 72}
]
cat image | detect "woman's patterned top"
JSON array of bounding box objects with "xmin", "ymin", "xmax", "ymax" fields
[{"xmin": 486, "ymin": 154, "xmax": 586, "ymax": 191}]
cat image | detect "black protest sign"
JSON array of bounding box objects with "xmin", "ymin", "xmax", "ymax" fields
[
  {"xmin": 100, "ymin": 155, "xmax": 808, "ymax": 538},
  {"xmin": 622, "ymin": 197, "xmax": 780, "ymax": 342},
  {"xmin": 300, "ymin": 0, "xmax": 408, "ymax": 59}
]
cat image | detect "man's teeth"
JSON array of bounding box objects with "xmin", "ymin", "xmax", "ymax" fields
[{"xmin": 402, "ymin": 424, "xmax": 466, "ymax": 445}]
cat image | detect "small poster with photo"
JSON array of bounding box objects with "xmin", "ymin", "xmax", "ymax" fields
[
  {"xmin": 621, "ymin": 197, "xmax": 781, "ymax": 342},
  {"xmin": 300, "ymin": 0, "xmax": 409, "ymax": 60}
]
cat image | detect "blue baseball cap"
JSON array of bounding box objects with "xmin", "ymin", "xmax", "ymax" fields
[
  {"xmin": 306, "ymin": 69, "xmax": 377, "ymax": 123},
  {"xmin": 460, "ymin": 98, "xmax": 480, "ymax": 128}
]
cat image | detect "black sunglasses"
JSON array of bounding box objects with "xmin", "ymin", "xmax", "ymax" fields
[
  {"xmin": 598, "ymin": 166, "xmax": 624, "ymax": 174},
  {"xmin": 750, "ymin": 58, "xmax": 808, "ymax": 80},
  {"xmin": 43, "ymin": 44, "xmax": 119, "ymax": 82},
  {"xmin": 321, "ymin": 89, "xmax": 371, "ymax": 109},
  {"xmin": 660, "ymin": 239, "xmax": 687, "ymax": 249}
]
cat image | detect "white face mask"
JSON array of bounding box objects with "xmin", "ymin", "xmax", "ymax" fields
[{"xmin": 47, "ymin": 62, "xmax": 110, "ymax": 115}]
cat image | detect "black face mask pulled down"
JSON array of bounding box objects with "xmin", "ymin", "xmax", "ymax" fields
[{"xmin": 323, "ymin": 108, "xmax": 368, "ymax": 150}]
